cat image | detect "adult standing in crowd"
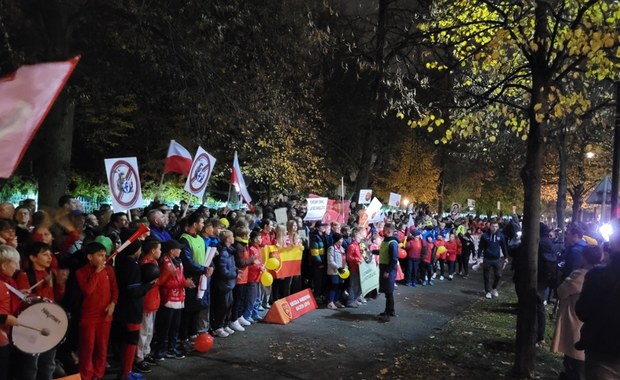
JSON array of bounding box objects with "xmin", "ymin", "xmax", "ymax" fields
[{"xmin": 575, "ymin": 219, "xmax": 620, "ymax": 380}]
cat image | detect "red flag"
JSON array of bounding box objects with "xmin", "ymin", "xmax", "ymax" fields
[
  {"xmin": 231, "ymin": 151, "xmax": 252, "ymax": 205},
  {"xmin": 0, "ymin": 56, "xmax": 79, "ymax": 178},
  {"xmin": 163, "ymin": 140, "xmax": 192, "ymax": 175}
]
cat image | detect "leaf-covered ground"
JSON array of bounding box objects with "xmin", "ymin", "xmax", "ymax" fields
[{"xmin": 377, "ymin": 288, "xmax": 563, "ymax": 380}]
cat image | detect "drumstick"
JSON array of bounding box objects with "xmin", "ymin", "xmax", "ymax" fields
[
  {"xmin": 17, "ymin": 323, "xmax": 50, "ymax": 337},
  {"xmin": 27, "ymin": 274, "xmax": 51, "ymax": 292}
]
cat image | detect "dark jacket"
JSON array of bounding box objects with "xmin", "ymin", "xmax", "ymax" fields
[
  {"xmin": 212, "ymin": 243, "xmax": 238, "ymax": 292},
  {"xmin": 477, "ymin": 231, "xmax": 508, "ymax": 260},
  {"xmin": 114, "ymin": 253, "xmax": 152, "ymax": 324},
  {"xmin": 575, "ymin": 254, "xmax": 620, "ymax": 361}
]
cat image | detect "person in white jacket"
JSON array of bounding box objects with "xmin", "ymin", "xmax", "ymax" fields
[{"xmin": 326, "ymin": 233, "xmax": 347, "ymax": 310}]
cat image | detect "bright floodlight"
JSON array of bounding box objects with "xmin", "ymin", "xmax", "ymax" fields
[
  {"xmin": 600, "ymin": 223, "xmax": 612, "ymax": 242},
  {"xmin": 402, "ymin": 199, "xmax": 410, "ymax": 207},
  {"xmin": 585, "ymin": 152, "xmax": 595, "ymax": 159}
]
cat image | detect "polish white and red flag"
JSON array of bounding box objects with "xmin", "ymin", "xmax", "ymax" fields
[
  {"xmin": 231, "ymin": 151, "xmax": 252, "ymax": 205},
  {"xmin": 0, "ymin": 56, "xmax": 79, "ymax": 178},
  {"xmin": 163, "ymin": 140, "xmax": 192, "ymax": 175}
]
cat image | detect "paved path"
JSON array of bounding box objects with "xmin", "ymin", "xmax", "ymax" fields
[{"xmin": 136, "ymin": 269, "xmax": 495, "ymax": 380}]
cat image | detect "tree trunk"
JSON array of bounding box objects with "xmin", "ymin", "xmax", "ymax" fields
[
  {"xmin": 555, "ymin": 132, "xmax": 567, "ymax": 230},
  {"xmin": 572, "ymin": 184, "xmax": 584, "ymax": 222},
  {"xmin": 354, "ymin": 0, "xmax": 389, "ymax": 196},
  {"xmin": 36, "ymin": 94, "xmax": 75, "ymax": 208},
  {"xmin": 514, "ymin": 2, "xmax": 550, "ymax": 376}
]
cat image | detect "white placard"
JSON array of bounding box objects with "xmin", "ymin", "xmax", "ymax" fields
[
  {"xmin": 274, "ymin": 207, "xmax": 288, "ymax": 225},
  {"xmin": 184, "ymin": 146, "xmax": 216, "ymax": 199},
  {"xmin": 467, "ymin": 199, "xmax": 475, "ymax": 209},
  {"xmin": 366, "ymin": 197, "xmax": 383, "ymax": 223},
  {"xmin": 358, "ymin": 189, "xmax": 373, "ymax": 205},
  {"xmin": 105, "ymin": 157, "xmax": 143, "ymax": 212},
  {"xmin": 303, "ymin": 197, "xmax": 328, "ymax": 221},
  {"xmin": 388, "ymin": 192, "xmax": 401, "ymax": 207}
]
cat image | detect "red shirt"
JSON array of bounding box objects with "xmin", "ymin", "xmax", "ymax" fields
[
  {"xmin": 406, "ymin": 238, "xmax": 423, "ymax": 259},
  {"xmin": 346, "ymin": 241, "xmax": 363, "ymax": 273},
  {"xmin": 140, "ymin": 257, "xmax": 161, "ymax": 313},
  {"xmin": 247, "ymin": 246, "xmax": 262, "ymax": 283},
  {"xmin": 76, "ymin": 264, "xmax": 118, "ymax": 322},
  {"xmin": 260, "ymin": 231, "xmax": 275, "ymax": 247},
  {"xmin": 444, "ymin": 240, "xmax": 458, "ymax": 262},
  {"xmin": 15, "ymin": 268, "xmax": 64, "ymax": 302}
]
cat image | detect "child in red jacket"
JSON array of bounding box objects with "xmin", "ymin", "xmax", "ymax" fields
[
  {"xmin": 135, "ymin": 238, "xmax": 162, "ymax": 372},
  {"xmin": 153, "ymin": 240, "xmax": 194, "ymax": 360},
  {"xmin": 76, "ymin": 242, "xmax": 119, "ymax": 380}
]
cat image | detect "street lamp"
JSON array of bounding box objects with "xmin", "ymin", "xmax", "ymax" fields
[{"xmin": 586, "ymin": 151, "xmax": 595, "ymax": 159}]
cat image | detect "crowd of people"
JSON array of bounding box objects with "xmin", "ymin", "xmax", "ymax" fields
[{"xmin": 0, "ymin": 194, "xmax": 619, "ymax": 380}]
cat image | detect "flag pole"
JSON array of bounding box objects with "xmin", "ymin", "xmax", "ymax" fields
[
  {"xmin": 341, "ymin": 176, "xmax": 345, "ymax": 223},
  {"xmin": 155, "ymin": 172, "xmax": 165, "ymax": 202}
]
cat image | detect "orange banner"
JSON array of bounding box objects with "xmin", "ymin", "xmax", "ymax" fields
[
  {"xmin": 263, "ymin": 289, "xmax": 317, "ymax": 325},
  {"xmin": 261, "ymin": 245, "xmax": 303, "ymax": 279}
]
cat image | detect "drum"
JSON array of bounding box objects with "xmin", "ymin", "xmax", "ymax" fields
[{"xmin": 12, "ymin": 296, "xmax": 68, "ymax": 354}]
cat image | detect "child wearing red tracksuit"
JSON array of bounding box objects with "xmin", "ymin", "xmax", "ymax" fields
[
  {"xmin": 444, "ymin": 234, "xmax": 459, "ymax": 280},
  {"xmin": 77, "ymin": 242, "xmax": 119, "ymax": 380}
]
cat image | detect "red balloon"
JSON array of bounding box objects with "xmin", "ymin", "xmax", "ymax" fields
[
  {"xmin": 398, "ymin": 248, "xmax": 407, "ymax": 259},
  {"xmin": 194, "ymin": 333, "xmax": 214, "ymax": 353}
]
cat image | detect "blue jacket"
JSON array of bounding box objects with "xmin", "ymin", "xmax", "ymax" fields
[
  {"xmin": 477, "ymin": 231, "xmax": 508, "ymax": 260},
  {"xmin": 212, "ymin": 243, "xmax": 238, "ymax": 292},
  {"xmin": 150, "ymin": 224, "xmax": 172, "ymax": 242},
  {"xmin": 561, "ymin": 240, "xmax": 586, "ymax": 279}
]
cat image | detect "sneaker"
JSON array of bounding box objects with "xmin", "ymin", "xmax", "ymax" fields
[
  {"xmin": 229, "ymin": 320, "xmax": 245, "ymax": 332},
  {"xmin": 213, "ymin": 328, "xmax": 229, "ymax": 338},
  {"xmin": 486, "ymin": 292, "xmax": 493, "ymax": 299},
  {"xmin": 346, "ymin": 302, "xmax": 359, "ymax": 308},
  {"xmin": 258, "ymin": 306, "xmax": 265, "ymax": 311},
  {"xmin": 127, "ymin": 371, "xmax": 146, "ymax": 380},
  {"xmin": 357, "ymin": 297, "xmax": 367, "ymax": 304},
  {"xmin": 440, "ymin": 276, "xmax": 444, "ymax": 281},
  {"xmin": 448, "ymin": 275, "xmax": 453, "ymax": 280},
  {"xmin": 327, "ymin": 302, "xmax": 337, "ymax": 310},
  {"xmin": 252, "ymin": 314, "xmax": 263, "ymax": 321},
  {"xmin": 245, "ymin": 317, "xmax": 256, "ymax": 324},
  {"xmin": 428, "ymin": 281, "xmax": 434, "ymax": 286},
  {"xmin": 150, "ymin": 353, "xmax": 165, "ymax": 362},
  {"xmin": 405, "ymin": 282, "xmax": 411, "ymax": 287},
  {"xmin": 133, "ymin": 361, "xmax": 151, "ymax": 374},
  {"xmin": 432, "ymin": 273, "xmax": 437, "ymax": 279},
  {"xmin": 166, "ymin": 349, "xmax": 185, "ymax": 359},
  {"xmin": 334, "ymin": 301, "xmax": 345, "ymax": 308},
  {"xmin": 264, "ymin": 303, "xmax": 271, "ymax": 309},
  {"xmin": 394, "ymin": 283, "xmax": 398, "ymax": 288},
  {"xmin": 355, "ymin": 301, "xmax": 363, "ymax": 306},
  {"xmin": 144, "ymin": 355, "xmax": 159, "ymax": 366},
  {"xmin": 492, "ymin": 289, "xmax": 499, "ymax": 297},
  {"xmin": 224, "ymin": 326, "xmax": 235, "ymax": 335},
  {"xmin": 237, "ymin": 317, "xmax": 251, "ymax": 326},
  {"xmin": 411, "ymin": 281, "xmax": 417, "ymax": 287}
]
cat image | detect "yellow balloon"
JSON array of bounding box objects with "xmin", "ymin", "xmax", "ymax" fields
[
  {"xmin": 338, "ymin": 268, "xmax": 350, "ymax": 279},
  {"xmin": 260, "ymin": 272, "xmax": 273, "ymax": 286},
  {"xmin": 266, "ymin": 257, "xmax": 280, "ymax": 271},
  {"xmin": 437, "ymin": 246, "xmax": 447, "ymax": 254}
]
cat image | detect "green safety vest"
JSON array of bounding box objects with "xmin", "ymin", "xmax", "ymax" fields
[
  {"xmin": 379, "ymin": 240, "xmax": 398, "ymax": 265},
  {"xmin": 182, "ymin": 233, "xmax": 206, "ymax": 265}
]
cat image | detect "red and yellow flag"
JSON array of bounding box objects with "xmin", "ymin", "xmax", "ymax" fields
[{"xmin": 261, "ymin": 245, "xmax": 303, "ymax": 279}]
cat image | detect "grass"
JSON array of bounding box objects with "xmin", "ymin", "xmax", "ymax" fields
[{"xmin": 378, "ymin": 286, "xmax": 563, "ymax": 380}]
